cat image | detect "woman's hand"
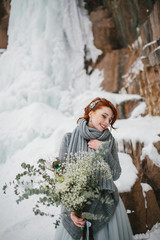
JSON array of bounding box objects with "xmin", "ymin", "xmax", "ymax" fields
[
  {"xmin": 70, "ymin": 212, "xmax": 86, "ymax": 228},
  {"xmin": 88, "ymin": 139, "xmax": 102, "ymax": 150}
]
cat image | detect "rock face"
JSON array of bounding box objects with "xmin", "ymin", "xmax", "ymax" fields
[
  {"xmin": 120, "ymin": 180, "xmax": 147, "ymax": 234},
  {"xmin": 145, "ymin": 188, "xmax": 160, "ymax": 229},
  {"xmin": 0, "ymin": 0, "xmax": 10, "ymax": 49},
  {"xmin": 117, "ymin": 140, "xmax": 160, "ymax": 234},
  {"xmin": 121, "ymin": 181, "xmax": 160, "ymax": 234},
  {"xmin": 89, "ymin": 6, "xmax": 119, "ymax": 52},
  {"xmin": 97, "ymin": 48, "xmax": 129, "ymax": 92},
  {"xmin": 116, "ymin": 99, "xmax": 143, "ymax": 119},
  {"xmin": 85, "ymin": 0, "xmax": 160, "ymax": 116},
  {"xmin": 84, "ymin": 0, "xmax": 160, "ymax": 234},
  {"xmin": 142, "ymin": 155, "xmax": 160, "ymax": 208}
]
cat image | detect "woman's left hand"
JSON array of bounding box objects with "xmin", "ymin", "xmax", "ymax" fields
[
  {"xmin": 88, "ymin": 139, "xmax": 102, "ymax": 150},
  {"xmin": 70, "ymin": 212, "xmax": 86, "ymax": 228}
]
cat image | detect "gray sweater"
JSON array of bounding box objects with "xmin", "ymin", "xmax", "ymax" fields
[{"xmin": 59, "ymin": 131, "xmax": 121, "ymax": 240}]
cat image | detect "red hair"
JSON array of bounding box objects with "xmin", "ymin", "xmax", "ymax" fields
[{"xmin": 77, "ymin": 97, "xmax": 118, "ymax": 129}]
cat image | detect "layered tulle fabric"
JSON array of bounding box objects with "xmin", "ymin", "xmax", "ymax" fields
[{"xmin": 53, "ymin": 198, "xmax": 133, "ymax": 240}]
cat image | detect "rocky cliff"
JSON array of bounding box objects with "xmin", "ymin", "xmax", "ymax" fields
[
  {"xmin": 84, "ymin": 0, "xmax": 160, "ymax": 234},
  {"xmin": 0, "ymin": 0, "xmax": 10, "ymax": 49}
]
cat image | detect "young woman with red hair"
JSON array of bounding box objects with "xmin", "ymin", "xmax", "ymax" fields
[{"xmin": 54, "ymin": 97, "xmax": 133, "ymax": 240}]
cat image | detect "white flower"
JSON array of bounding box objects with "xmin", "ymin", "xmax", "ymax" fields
[
  {"xmin": 53, "ymin": 151, "xmax": 112, "ymax": 214},
  {"xmin": 55, "ymin": 181, "xmax": 69, "ymax": 193}
]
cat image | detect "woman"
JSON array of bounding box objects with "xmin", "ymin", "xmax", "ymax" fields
[{"xmin": 54, "ymin": 97, "xmax": 133, "ymax": 240}]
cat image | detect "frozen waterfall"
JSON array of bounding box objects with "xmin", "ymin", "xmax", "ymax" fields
[
  {"xmin": 0, "ymin": 1, "xmax": 103, "ymax": 239},
  {"xmin": 0, "ymin": 0, "xmax": 103, "ymax": 164}
]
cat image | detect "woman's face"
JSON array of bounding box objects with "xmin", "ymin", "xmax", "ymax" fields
[{"xmin": 88, "ymin": 106, "xmax": 114, "ymax": 132}]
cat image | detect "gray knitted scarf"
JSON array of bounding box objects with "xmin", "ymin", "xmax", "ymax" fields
[
  {"xmin": 62, "ymin": 118, "xmax": 120, "ymax": 240},
  {"xmin": 67, "ymin": 118, "xmax": 110, "ymax": 155}
]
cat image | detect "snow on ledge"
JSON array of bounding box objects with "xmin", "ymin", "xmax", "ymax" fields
[
  {"xmin": 0, "ymin": 49, "xmax": 6, "ymax": 54},
  {"xmin": 141, "ymin": 183, "xmax": 152, "ymax": 193},
  {"xmin": 113, "ymin": 115, "xmax": 160, "ymax": 167},
  {"xmin": 115, "ymin": 152, "xmax": 138, "ymax": 193},
  {"xmin": 141, "ymin": 183, "xmax": 152, "ymax": 208},
  {"xmin": 134, "ymin": 222, "xmax": 160, "ymax": 240}
]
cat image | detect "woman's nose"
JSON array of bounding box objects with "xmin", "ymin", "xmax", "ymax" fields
[{"xmin": 104, "ymin": 118, "xmax": 110, "ymax": 124}]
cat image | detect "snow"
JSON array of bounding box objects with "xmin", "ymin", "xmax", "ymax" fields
[
  {"xmin": 130, "ymin": 102, "xmax": 146, "ymax": 118},
  {"xmin": 113, "ymin": 116, "xmax": 160, "ymax": 167},
  {"xmin": 143, "ymin": 40, "xmax": 157, "ymax": 50},
  {"xmin": 0, "ymin": 49, "xmax": 6, "ymax": 54},
  {"xmin": 0, "ymin": 102, "xmax": 74, "ymax": 163},
  {"xmin": 122, "ymin": 57, "xmax": 144, "ymax": 85},
  {"xmin": 0, "ymin": 0, "xmax": 159, "ymax": 240},
  {"xmin": 115, "ymin": 153, "xmax": 138, "ymax": 192},
  {"xmin": 131, "ymin": 36, "xmax": 142, "ymax": 50},
  {"xmin": 141, "ymin": 183, "xmax": 153, "ymax": 208},
  {"xmin": 141, "ymin": 183, "xmax": 152, "ymax": 193},
  {"xmin": 153, "ymin": 46, "xmax": 160, "ymax": 53},
  {"xmin": 134, "ymin": 223, "xmax": 160, "ymax": 240}
]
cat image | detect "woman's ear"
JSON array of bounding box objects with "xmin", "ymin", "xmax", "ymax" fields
[{"xmin": 88, "ymin": 111, "xmax": 92, "ymax": 119}]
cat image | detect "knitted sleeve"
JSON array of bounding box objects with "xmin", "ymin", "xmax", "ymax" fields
[
  {"xmin": 100, "ymin": 137, "xmax": 121, "ymax": 181},
  {"xmin": 58, "ymin": 132, "xmax": 71, "ymax": 162}
]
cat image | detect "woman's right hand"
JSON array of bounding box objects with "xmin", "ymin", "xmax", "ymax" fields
[{"xmin": 70, "ymin": 212, "xmax": 86, "ymax": 228}]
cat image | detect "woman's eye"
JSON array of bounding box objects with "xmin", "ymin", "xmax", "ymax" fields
[{"xmin": 102, "ymin": 115, "xmax": 106, "ymax": 119}]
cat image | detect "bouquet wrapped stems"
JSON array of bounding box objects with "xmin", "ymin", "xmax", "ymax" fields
[
  {"xmin": 74, "ymin": 210, "xmax": 94, "ymax": 240},
  {"xmin": 81, "ymin": 224, "xmax": 87, "ymax": 240},
  {"xmin": 81, "ymin": 222, "xmax": 94, "ymax": 240},
  {"xmin": 72, "ymin": 210, "xmax": 90, "ymax": 240}
]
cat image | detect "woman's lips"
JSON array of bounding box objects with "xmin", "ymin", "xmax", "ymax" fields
[{"xmin": 100, "ymin": 123, "xmax": 107, "ymax": 130}]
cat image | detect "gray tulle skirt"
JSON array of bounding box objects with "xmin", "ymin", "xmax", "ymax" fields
[{"xmin": 53, "ymin": 198, "xmax": 133, "ymax": 240}]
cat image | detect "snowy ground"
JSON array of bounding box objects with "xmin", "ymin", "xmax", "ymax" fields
[{"xmin": 1, "ymin": 106, "xmax": 160, "ymax": 240}]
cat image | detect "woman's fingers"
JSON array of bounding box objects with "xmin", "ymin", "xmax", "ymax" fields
[
  {"xmin": 74, "ymin": 221, "xmax": 85, "ymax": 228},
  {"xmin": 88, "ymin": 139, "xmax": 102, "ymax": 150},
  {"xmin": 71, "ymin": 212, "xmax": 86, "ymax": 228}
]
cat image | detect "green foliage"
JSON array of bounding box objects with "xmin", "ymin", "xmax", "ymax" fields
[
  {"xmin": 2, "ymin": 158, "xmax": 61, "ymax": 228},
  {"xmin": 2, "ymin": 145, "xmax": 112, "ymax": 228}
]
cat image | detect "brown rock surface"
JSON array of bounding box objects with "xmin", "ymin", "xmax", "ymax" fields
[
  {"xmin": 85, "ymin": 0, "xmax": 160, "ymax": 235},
  {"xmin": 117, "ymin": 140, "xmax": 144, "ymax": 174},
  {"xmin": 97, "ymin": 48, "xmax": 129, "ymax": 92},
  {"xmin": 120, "ymin": 180, "xmax": 146, "ymax": 234},
  {"xmin": 121, "ymin": 0, "xmax": 160, "ymax": 116},
  {"xmin": 89, "ymin": 6, "xmax": 119, "ymax": 52},
  {"xmin": 145, "ymin": 189, "xmax": 160, "ymax": 229},
  {"xmin": 117, "ymin": 139, "xmax": 160, "ymax": 233},
  {"xmin": 116, "ymin": 99, "xmax": 142, "ymax": 119},
  {"xmin": 0, "ymin": 0, "xmax": 10, "ymax": 49},
  {"xmin": 153, "ymin": 141, "xmax": 160, "ymax": 154},
  {"xmin": 142, "ymin": 155, "xmax": 160, "ymax": 207},
  {"xmin": 85, "ymin": 0, "xmax": 155, "ymax": 47},
  {"xmin": 106, "ymin": 0, "xmax": 155, "ymax": 48},
  {"xmin": 86, "ymin": 0, "xmax": 160, "ymax": 116}
]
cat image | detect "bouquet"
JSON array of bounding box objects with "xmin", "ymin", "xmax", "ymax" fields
[{"xmin": 3, "ymin": 148, "xmax": 113, "ymax": 228}]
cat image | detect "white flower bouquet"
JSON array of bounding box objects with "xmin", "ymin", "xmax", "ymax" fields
[
  {"xmin": 3, "ymin": 149, "xmax": 112, "ymax": 227},
  {"xmin": 54, "ymin": 151, "xmax": 112, "ymax": 217}
]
